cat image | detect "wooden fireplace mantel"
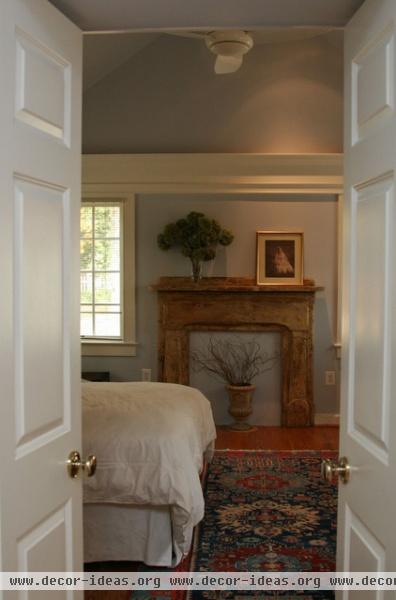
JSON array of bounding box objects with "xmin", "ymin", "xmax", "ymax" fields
[
  {"xmin": 153, "ymin": 277, "xmax": 323, "ymax": 426},
  {"xmin": 152, "ymin": 276, "xmax": 322, "ymax": 293}
]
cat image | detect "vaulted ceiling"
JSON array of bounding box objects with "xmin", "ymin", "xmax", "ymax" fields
[
  {"xmin": 82, "ymin": 28, "xmax": 343, "ymax": 91},
  {"xmin": 49, "ymin": 0, "xmax": 365, "ymax": 32},
  {"xmin": 83, "ymin": 33, "xmax": 159, "ymax": 90}
]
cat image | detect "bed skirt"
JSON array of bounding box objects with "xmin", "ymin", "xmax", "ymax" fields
[{"xmin": 83, "ymin": 503, "xmax": 174, "ymax": 566}]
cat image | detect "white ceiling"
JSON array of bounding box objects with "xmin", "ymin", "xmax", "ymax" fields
[{"xmin": 49, "ymin": 0, "xmax": 365, "ymax": 32}]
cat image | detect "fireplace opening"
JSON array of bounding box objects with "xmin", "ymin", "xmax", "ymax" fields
[
  {"xmin": 154, "ymin": 277, "xmax": 320, "ymax": 426},
  {"xmin": 189, "ymin": 331, "xmax": 281, "ymax": 427}
]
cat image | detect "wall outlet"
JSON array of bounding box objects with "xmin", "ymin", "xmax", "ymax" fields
[
  {"xmin": 325, "ymin": 370, "xmax": 336, "ymax": 386},
  {"xmin": 141, "ymin": 368, "xmax": 152, "ymax": 382}
]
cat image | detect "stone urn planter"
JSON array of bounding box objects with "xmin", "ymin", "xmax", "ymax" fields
[
  {"xmin": 226, "ymin": 384, "xmax": 256, "ymax": 431},
  {"xmin": 192, "ymin": 335, "xmax": 278, "ymax": 433}
]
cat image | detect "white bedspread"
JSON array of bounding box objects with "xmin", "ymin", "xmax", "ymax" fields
[{"xmin": 82, "ymin": 381, "xmax": 216, "ymax": 563}]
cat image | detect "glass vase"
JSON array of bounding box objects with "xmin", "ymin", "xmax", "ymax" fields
[{"xmin": 191, "ymin": 260, "xmax": 203, "ymax": 283}]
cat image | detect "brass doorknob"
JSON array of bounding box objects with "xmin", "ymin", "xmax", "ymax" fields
[
  {"xmin": 67, "ymin": 450, "xmax": 97, "ymax": 479},
  {"xmin": 321, "ymin": 456, "xmax": 350, "ymax": 484}
]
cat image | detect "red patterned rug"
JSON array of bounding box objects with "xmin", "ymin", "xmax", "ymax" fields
[{"xmin": 132, "ymin": 449, "xmax": 337, "ymax": 600}]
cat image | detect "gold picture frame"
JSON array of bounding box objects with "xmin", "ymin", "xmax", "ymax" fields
[{"xmin": 256, "ymin": 231, "xmax": 304, "ymax": 285}]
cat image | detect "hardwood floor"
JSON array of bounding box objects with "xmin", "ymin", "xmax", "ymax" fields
[
  {"xmin": 85, "ymin": 425, "xmax": 339, "ymax": 599},
  {"xmin": 215, "ymin": 425, "xmax": 339, "ymax": 451}
]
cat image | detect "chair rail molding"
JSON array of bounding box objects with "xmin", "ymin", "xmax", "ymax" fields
[{"xmin": 82, "ymin": 153, "xmax": 344, "ymax": 195}]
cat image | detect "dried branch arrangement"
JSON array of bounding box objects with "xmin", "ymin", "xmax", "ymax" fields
[{"xmin": 192, "ymin": 335, "xmax": 278, "ymax": 386}]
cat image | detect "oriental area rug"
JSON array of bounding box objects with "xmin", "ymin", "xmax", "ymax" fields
[{"xmin": 131, "ymin": 450, "xmax": 338, "ymax": 600}]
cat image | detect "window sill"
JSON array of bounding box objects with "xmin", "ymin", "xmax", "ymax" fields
[{"xmin": 81, "ymin": 340, "xmax": 137, "ymax": 357}]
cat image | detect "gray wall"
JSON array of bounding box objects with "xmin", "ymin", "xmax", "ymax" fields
[
  {"xmin": 82, "ymin": 31, "xmax": 342, "ymax": 422},
  {"xmin": 83, "ymin": 31, "xmax": 343, "ymax": 154},
  {"xmin": 82, "ymin": 194, "xmax": 339, "ymax": 423}
]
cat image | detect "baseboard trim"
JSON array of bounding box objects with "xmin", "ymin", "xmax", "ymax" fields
[{"xmin": 314, "ymin": 413, "xmax": 340, "ymax": 426}]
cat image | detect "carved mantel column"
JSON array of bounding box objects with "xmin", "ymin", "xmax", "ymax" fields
[{"xmin": 152, "ymin": 277, "xmax": 323, "ymax": 427}]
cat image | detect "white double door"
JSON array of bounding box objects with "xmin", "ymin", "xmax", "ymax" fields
[
  {"xmin": 0, "ymin": 1, "xmax": 83, "ymax": 598},
  {"xmin": 1, "ymin": 0, "xmax": 396, "ymax": 599},
  {"xmin": 337, "ymin": 0, "xmax": 396, "ymax": 595}
]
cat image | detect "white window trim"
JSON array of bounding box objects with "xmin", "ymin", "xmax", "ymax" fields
[{"xmin": 81, "ymin": 185, "xmax": 136, "ymax": 356}]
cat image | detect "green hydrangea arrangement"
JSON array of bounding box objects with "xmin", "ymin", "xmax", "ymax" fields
[{"xmin": 157, "ymin": 211, "xmax": 234, "ymax": 281}]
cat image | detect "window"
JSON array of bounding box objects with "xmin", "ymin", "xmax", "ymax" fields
[
  {"xmin": 80, "ymin": 190, "xmax": 136, "ymax": 356},
  {"xmin": 81, "ymin": 201, "xmax": 122, "ymax": 339}
]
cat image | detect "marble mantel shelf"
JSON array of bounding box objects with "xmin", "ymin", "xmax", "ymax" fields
[
  {"xmin": 151, "ymin": 277, "xmax": 324, "ymax": 293},
  {"xmin": 153, "ymin": 276, "xmax": 323, "ymax": 427}
]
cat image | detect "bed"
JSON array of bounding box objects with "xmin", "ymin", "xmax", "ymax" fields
[{"xmin": 82, "ymin": 381, "xmax": 216, "ymax": 566}]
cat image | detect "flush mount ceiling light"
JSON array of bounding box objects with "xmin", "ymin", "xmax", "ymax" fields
[{"xmin": 204, "ymin": 30, "xmax": 254, "ymax": 75}]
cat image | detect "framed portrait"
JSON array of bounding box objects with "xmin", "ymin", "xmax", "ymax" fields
[{"xmin": 256, "ymin": 231, "xmax": 304, "ymax": 285}]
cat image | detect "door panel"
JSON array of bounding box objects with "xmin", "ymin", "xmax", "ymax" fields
[
  {"xmin": 347, "ymin": 506, "xmax": 386, "ymax": 573},
  {"xmin": 340, "ymin": 0, "xmax": 396, "ymax": 592},
  {"xmin": 352, "ymin": 26, "xmax": 394, "ymax": 143},
  {"xmin": 15, "ymin": 28, "xmax": 70, "ymax": 141},
  {"xmin": 352, "ymin": 177, "xmax": 392, "ymax": 461},
  {"xmin": 347, "ymin": 507, "xmax": 385, "ymax": 600},
  {"xmin": 14, "ymin": 177, "xmax": 68, "ymax": 453},
  {"xmin": 0, "ymin": 0, "xmax": 83, "ymax": 595},
  {"xmin": 18, "ymin": 503, "xmax": 72, "ymax": 571}
]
